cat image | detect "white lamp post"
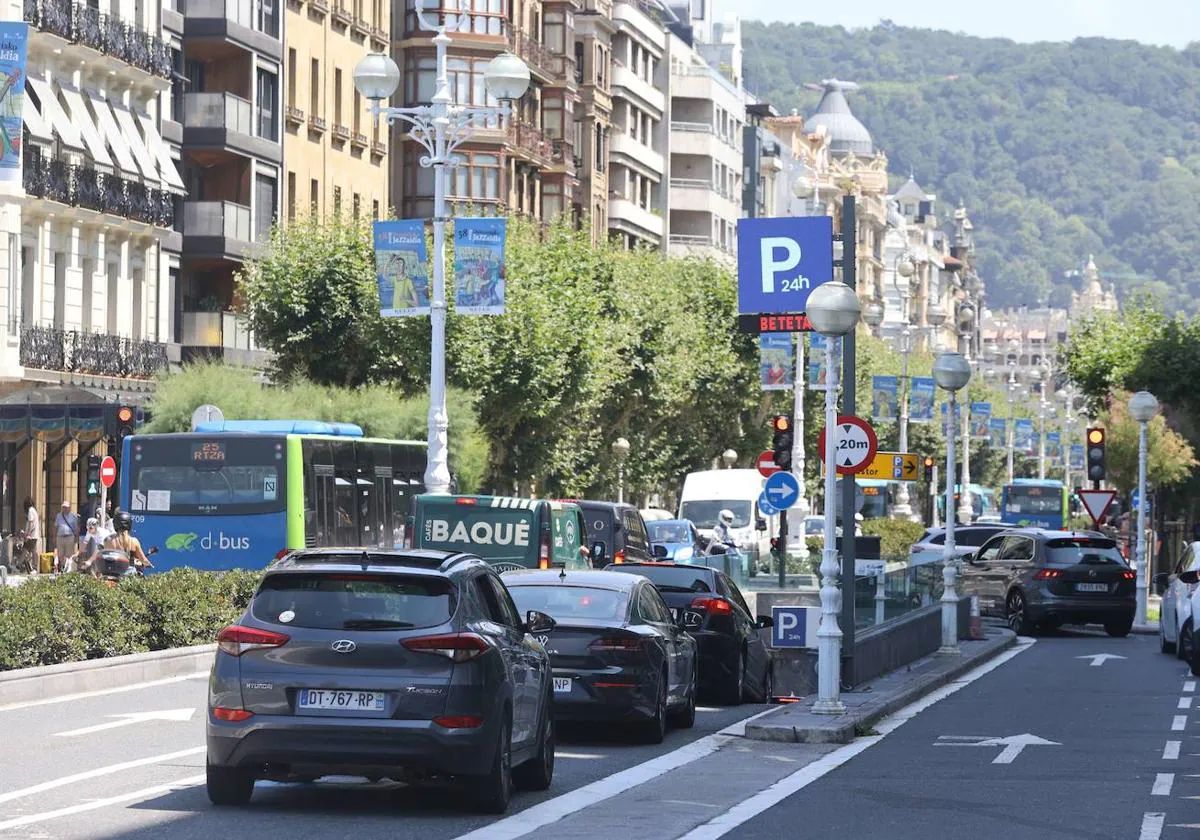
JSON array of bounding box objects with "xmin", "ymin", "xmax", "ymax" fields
[
  {"xmin": 353, "ymin": 8, "xmax": 531, "ymax": 496},
  {"xmin": 933, "ymin": 352, "xmax": 971, "ymax": 655},
  {"xmin": 721, "ymin": 448, "xmax": 738, "ymax": 469},
  {"xmin": 891, "ymin": 252, "xmax": 917, "ymax": 520},
  {"xmin": 926, "ymin": 304, "xmax": 946, "ymax": 352},
  {"xmin": 613, "ymin": 437, "xmax": 631, "ymax": 504},
  {"xmin": 805, "ymin": 280, "xmax": 861, "ymax": 715},
  {"xmin": 1129, "ymin": 390, "xmax": 1159, "ymax": 627},
  {"xmin": 956, "ymin": 304, "xmax": 976, "ymax": 526}
]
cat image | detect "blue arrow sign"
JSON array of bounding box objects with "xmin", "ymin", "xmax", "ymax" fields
[
  {"xmin": 758, "ymin": 491, "xmax": 780, "ymax": 517},
  {"xmin": 764, "ymin": 471, "xmax": 801, "ymax": 510},
  {"xmin": 736, "ymin": 217, "xmax": 835, "ymax": 315}
]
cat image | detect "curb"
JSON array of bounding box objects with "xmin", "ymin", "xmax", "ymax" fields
[
  {"xmin": 0, "ymin": 644, "xmax": 216, "ymax": 707},
  {"xmin": 744, "ymin": 630, "xmax": 1017, "ymax": 744},
  {"xmin": 1132, "ymin": 623, "xmax": 1157, "ymax": 636}
]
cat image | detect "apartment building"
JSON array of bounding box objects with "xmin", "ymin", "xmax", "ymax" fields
[
  {"xmin": 572, "ymin": 0, "xmax": 613, "ymax": 242},
  {"xmin": 282, "ymin": 0, "xmax": 390, "ymax": 223}
]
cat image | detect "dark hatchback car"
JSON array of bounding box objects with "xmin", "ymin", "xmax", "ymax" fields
[
  {"xmin": 959, "ymin": 529, "xmax": 1135, "ymax": 636},
  {"xmin": 206, "ymin": 549, "xmax": 558, "ymax": 814},
  {"xmin": 502, "ymin": 569, "xmax": 697, "ymax": 744},
  {"xmin": 569, "ymin": 501, "xmax": 655, "ymax": 567},
  {"xmin": 614, "ymin": 562, "xmax": 774, "ymax": 705}
]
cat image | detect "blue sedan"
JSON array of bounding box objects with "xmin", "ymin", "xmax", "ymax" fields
[{"xmin": 647, "ymin": 519, "xmax": 704, "ymax": 564}]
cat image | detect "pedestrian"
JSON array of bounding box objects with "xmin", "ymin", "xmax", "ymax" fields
[
  {"xmin": 75, "ymin": 517, "xmax": 102, "ymax": 577},
  {"xmin": 53, "ymin": 500, "xmax": 78, "ymax": 574},
  {"xmin": 21, "ymin": 495, "xmax": 40, "ymax": 574}
]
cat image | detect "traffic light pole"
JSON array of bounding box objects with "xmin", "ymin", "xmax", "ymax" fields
[{"xmin": 777, "ymin": 510, "xmax": 788, "ymax": 589}]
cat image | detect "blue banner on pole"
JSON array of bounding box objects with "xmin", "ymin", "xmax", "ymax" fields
[
  {"xmin": 807, "ymin": 335, "xmax": 838, "ymax": 389},
  {"xmin": 909, "ymin": 377, "xmax": 935, "ymax": 423},
  {"xmin": 970, "ymin": 402, "xmax": 991, "ymax": 439},
  {"xmin": 760, "ymin": 333, "xmax": 793, "ymax": 391},
  {"xmin": 1069, "ymin": 443, "xmax": 1085, "ymax": 470},
  {"xmin": 872, "ymin": 376, "xmax": 898, "ymax": 421},
  {"xmin": 373, "ymin": 220, "xmax": 430, "ymax": 317},
  {"xmin": 0, "ymin": 23, "xmax": 29, "ymax": 185},
  {"xmin": 1046, "ymin": 431, "xmax": 1062, "ymax": 463},
  {"xmin": 1014, "ymin": 419, "xmax": 1034, "ymax": 455},
  {"xmin": 988, "ymin": 418, "xmax": 1007, "ymax": 448},
  {"xmin": 454, "ymin": 217, "xmax": 507, "ymax": 315}
]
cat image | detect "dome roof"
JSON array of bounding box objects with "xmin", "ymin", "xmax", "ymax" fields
[{"xmin": 806, "ymin": 79, "xmax": 873, "ymax": 157}]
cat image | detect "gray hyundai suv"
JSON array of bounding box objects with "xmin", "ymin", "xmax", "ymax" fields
[{"xmin": 206, "ymin": 549, "xmax": 558, "ymax": 814}]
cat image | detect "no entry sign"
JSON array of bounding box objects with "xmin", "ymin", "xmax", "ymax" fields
[{"xmin": 100, "ymin": 455, "xmax": 117, "ymax": 488}]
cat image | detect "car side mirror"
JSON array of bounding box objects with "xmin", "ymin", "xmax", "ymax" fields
[
  {"xmin": 756, "ymin": 615, "xmax": 774, "ymax": 629},
  {"xmin": 525, "ymin": 610, "xmax": 557, "ymax": 634},
  {"xmin": 652, "ymin": 543, "xmax": 668, "ymax": 559},
  {"xmin": 1180, "ymin": 570, "xmax": 1199, "ymax": 586},
  {"xmin": 591, "ymin": 541, "xmax": 605, "ymax": 564},
  {"xmin": 756, "ymin": 517, "xmax": 767, "ymax": 532}
]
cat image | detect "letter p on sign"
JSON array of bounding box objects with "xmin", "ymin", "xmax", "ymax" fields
[{"xmin": 760, "ymin": 237, "xmax": 802, "ymax": 293}]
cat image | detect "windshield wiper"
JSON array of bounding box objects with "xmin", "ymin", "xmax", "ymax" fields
[{"xmin": 342, "ymin": 618, "xmax": 416, "ymax": 629}]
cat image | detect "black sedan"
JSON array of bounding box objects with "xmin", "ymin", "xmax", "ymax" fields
[
  {"xmin": 503, "ymin": 569, "xmax": 697, "ymax": 744},
  {"xmin": 609, "ymin": 562, "xmax": 773, "ymax": 705}
]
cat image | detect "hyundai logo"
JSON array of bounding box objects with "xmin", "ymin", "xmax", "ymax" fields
[{"xmin": 331, "ymin": 640, "xmax": 357, "ymax": 654}]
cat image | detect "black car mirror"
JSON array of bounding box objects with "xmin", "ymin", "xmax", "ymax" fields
[
  {"xmin": 756, "ymin": 615, "xmax": 774, "ymax": 629},
  {"xmin": 525, "ymin": 610, "xmax": 557, "ymax": 634},
  {"xmin": 591, "ymin": 541, "xmax": 605, "ymax": 564},
  {"xmin": 1181, "ymin": 570, "xmax": 1200, "ymax": 586},
  {"xmin": 652, "ymin": 543, "xmax": 668, "ymax": 559},
  {"xmin": 756, "ymin": 517, "xmax": 767, "ymax": 532}
]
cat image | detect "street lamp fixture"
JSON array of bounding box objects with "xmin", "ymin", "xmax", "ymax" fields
[
  {"xmin": 721, "ymin": 448, "xmax": 738, "ymax": 469},
  {"xmin": 1129, "ymin": 390, "xmax": 1159, "ymax": 627},
  {"xmin": 862, "ymin": 299, "xmax": 885, "ymax": 331},
  {"xmin": 804, "ymin": 280, "xmax": 860, "ymax": 716},
  {"xmin": 613, "ymin": 437, "xmax": 631, "ymax": 504},
  {"xmin": 932, "ymin": 352, "xmax": 971, "ymax": 656},
  {"xmin": 897, "ymin": 255, "xmax": 916, "ymax": 278}
]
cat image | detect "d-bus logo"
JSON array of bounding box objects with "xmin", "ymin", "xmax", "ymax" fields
[{"xmin": 165, "ymin": 531, "xmax": 250, "ymax": 552}]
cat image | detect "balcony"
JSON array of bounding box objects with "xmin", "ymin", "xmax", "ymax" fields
[
  {"xmin": 351, "ymin": 131, "xmax": 369, "ymax": 149},
  {"xmin": 549, "ymin": 138, "xmax": 576, "ymax": 175},
  {"xmin": 612, "ymin": 61, "xmax": 664, "ymax": 114},
  {"xmin": 285, "ymin": 104, "xmax": 304, "ymax": 126},
  {"xmin": 23, "ymin": 147, "xmax": 175, "ymax": 228},
  {"xmin": 23, "ymin": 0, "xmax": 172, "ymax": 80},
  {"xmin": 332, "ymin": 123, "xmax": 351, "ymax": 142},
  {"xmin": 510, "ymin": 30, "xmax": 554, "ymax": 80},
  {"xmin": 19, "ymin": 325, "xmax": 169, "ymax": 379},
  {"xmin": 352, "ymin": 15, "xmax": 370, "ymax": 36},
  {"xmin": 670, "ymin": 63, "xmax": 742, "ymax": 109},
  {"xmin": 332, "ymin": 0, "xmax": 352, "ymax": 24},
  {"xmin": 669, "ymin": 178, "xmax": 740, "ymax": 220},
  {"xmin": 309, "ymin": 0, "xmax": 328, "ymax": 13},
  {"xmin": 371, "ymin": 139, "xmax": 387, "ymax": 157},
  {"xmin": 181, "ymin": 200, "xmax": 255, "ymax": 261},
  {"xmin": 609, "ymin": 131, "xmax": 663, "ymax": 175},
  {"xmin": 608, "ymin": 197, "xmax": 663, "ymax": 239},
  {"xmin": 612, "ymin": 0, "xmax": 666, "ymax": 48},
  {"xmin": 582, "ymin": 0, "xmax": 612, "ymax": 12},
  {"xmin": 669, "ymin": 121, "xmax": 741, "ymax": 165},
  {"xmin": 182, "ymin": 92, "xmax": 279, "ymax": 161},
  {"xmin": 370, "ymin": 25, "xmax": 387, "ymax": 49},
  {"xmin": 545, "ymin": 52, "xmax": 579, "ymax": 87},
  {"xmin": 180, "ymin": 0, "xmax": 281, "ymax": 53},
  {"xmin": 668, "ymin": 233, "xmax": 733, "ymax": 262},
  {"xmin": 308, "ymin": 114, "xmax": 327, "ymax": 134},
  {"xmin": 508, "ymin": 122, "xmax": 552, "ymax": 165}
]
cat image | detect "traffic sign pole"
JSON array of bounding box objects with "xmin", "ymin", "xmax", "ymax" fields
[{"xmin": 99, "ymin": 455, "xmax": 116, "ymax": 530}]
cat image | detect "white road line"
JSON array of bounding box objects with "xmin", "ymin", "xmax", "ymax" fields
[
  {"xmin": 554, "ymin": 752, "xmax": 606, "ymax": 760},
  {"xmin": 1139, "ymin": 812, "xmax": 1165, "ymax": 840},
  {"xmin": 1180, "ymin": 698, "xmax": 1192, "ymax": 710},
  {"xmin": 0, "ymin": 671, "xmax": 208, "ymax": 714},
  {"xmin": 0, "ymin": 773, "xmax": 205, "ymax": 832},
  {"xmin": 1173, "ymin": 715, "xmax": 1187, "ymax": 731},
  {"xmin": 1152, "ymin": 773, "xmax": 1175, "ymax": 796},
  {"xmin": 1186, "ymin": 681, "xmax": 1196, "ymax": 693},
  {"xmin": 677, "ymin": 638, "xmax": 1038, "ymax": 840},
  {"xmin": 0, "ymin": 747, "xmax": 204, "ymax": 806},
  {"xmin": 1164, "ymin": 741, "xmax": 1181, "ymax": 760}
]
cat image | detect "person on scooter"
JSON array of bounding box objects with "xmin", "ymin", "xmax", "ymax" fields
[
  {"xmin": 105, "ymin": 510, "xmax": 151, "ymax": 572},
  {"xmin": 709, "ymin": 508, "xmax": 737, "ymax": 554}
]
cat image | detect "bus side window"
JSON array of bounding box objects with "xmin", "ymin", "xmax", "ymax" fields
[
  {"xmin": 302, "ymin": 439, "xmax": 333, "ymax": 548},
  {"xmin": 372, "ymin": 442, "xmax": 392, "ymax": 549},
  {"xmin": 391, "ymin": 445, "xmax": 418, "ymax": 547},
  {"xmin": 354, "ymin": 442, "xmax": 380, "ymax": 547},
  {"xmin": 332, "ymin": 440, "xmax": 359, "ymax": 546}
]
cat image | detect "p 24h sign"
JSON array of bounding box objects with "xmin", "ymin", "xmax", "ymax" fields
[{"xmin": 736, "ymin": 216, "xmax": 835, "ymax": 315}]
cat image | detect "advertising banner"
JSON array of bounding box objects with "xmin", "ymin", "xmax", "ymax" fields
[
  {"xmin": 0, "ymin": 405, "xmax": 26, "ymax": 443},
  {"xmin": 871, "ymin": 376, "xmax": 899, "ymax": 421},
  {"xmin": 1047, "ymin": 431, "xmax": 1062, "ymax": 463},
  {"xmin": 909, "ymin": 377, "xmax": 935, "ymax": 423},
  {"xmin": 68, "ymin": 406, "xmax": 105, "ymax": 443},
  {"xmin": 1069, "ymin": 443, "xmax": 1085, "ymax": 470},
  {"xmin": 0, "ymin": 23, "xmax": 28, "ymax": 185},
  {"xmin": 454, "ymin": 217, "xmax": 507, "ymax": 315},
  {"xmin": 759, "ymin": 333, "xmax": 793, "ymax": 391},
  {"xmin": 807, "ymin": 334, "xmax": 840, "ymax": 389},
  {"xmin": 373, "ymin": 220, "xmax": 430, "ymax": 317},
  {"xmin": 1014, "ymin": 419, "xmax": 1035, "ymax": 455},
  {"xmin": 30, "ymin": 405, "xmax": 66, "ymax": 443},
  {"xmin": 988, "ymin": 418, "xmax": 1007, "ymax": 449},
  {"xmin": 970, "ymin": 402, "xmax": 992, "ymax": 439}
]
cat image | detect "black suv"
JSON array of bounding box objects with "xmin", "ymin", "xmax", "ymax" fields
[
  {"xmin": 206, "ymin": 549, "xmax": 557, "ymax": 814},
  {"xmin": 569, "ymin": 501, "xmax": 654, "ymax": 567}
]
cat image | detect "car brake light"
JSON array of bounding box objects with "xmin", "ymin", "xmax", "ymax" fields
[
  {"xmin": 433, "ymin": 714, "xmax": 484, "ymax": 728},
  {"xmin": 690, "ymin": 596, "xmax": 733, "ymax": 615},
  {"xmin": 1121, "ymin": 570, "xmax": 1136, "ymax": 580},
  {"xmin": 613, "ymin": 549, "xmax": 626, "ymax": 565},
  {"xmin": 403, "ymin": 632, "xmax": 490, "ymax": 662},
  {"xmin": 455, "ymin": 498, "xmax": 477, "ymax": 505},
  {"xmin": 1032, "ymin": 569, "xmax": 1062, "ymax": 580},
  {"xmin": 589, "ymin": 635, "xmax": 643, "ymax": 651},
  {"xmin": 211, "ymin": 707, "xmax": 254, "ymax": 722},
  {"xmin": 216, "ymin": 625, "xmax": 290, "ymax": 657}
]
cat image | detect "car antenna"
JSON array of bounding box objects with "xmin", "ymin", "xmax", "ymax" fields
[
  {"xmin": 360, "ymin": 550, "xmax": 370, "ymax": 571},
  {"xmin": 559, "ymin": 566, "xmax": 567, "ymax": 581}
]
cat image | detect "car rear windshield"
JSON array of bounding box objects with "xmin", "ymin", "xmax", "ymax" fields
[
  {"xmin": 646, "ymin": 522, "xmax": 691, "ymax": 544},
  {"xmin": 507, "ymin": 585, "xmax": 628, "ymax": 622},
  {"xmin": 615, "ymin": 565, "xmax": 714, "ymax": 593},
  {"xmin": 1044, "ymin": 538, "xmax": 1126, "ymax": 567},
  {"xmin": 252, "ymin": 573, "xmax": 455, "ymax": 630}
]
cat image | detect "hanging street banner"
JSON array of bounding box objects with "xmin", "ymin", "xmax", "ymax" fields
[
  {"xmin": 760, "ymin": 333, "xmax": 793, "ymax": 391},
  {"xmin": 1069, "ymin": 443, "xmax": 1085, "ymax": 470},
  {"xmin": 0, "ymin": 23, "xmax": 29, "ymax": 185},
  {"xmin": 970, "ymin": 402, "xmax": 992, "ymax": 439},
  {"xmin": 454, "ymin": 217, "xmax": 507, "ymax": 315},
  {"xmin": 909, "ymin": 377, "xmax": 935, "ymax": 423},
  {"xmin": 988, "ymin": 418, "xmax": 1007, "ymax": 449},
  {"xmin": 871, "ymin": 376, "xmax": 899, "ymax": 421},
  {"xmin": 373, "ymin": 220, "xmax": 430, "ymax": 317},
  {"xmin": 1014, "ymin": 419, "xmax": 1035, "ymax": 455},
  {"xmin": 808, "ymin": 334, "xmax": 839, "ymax": 390},
  {"xmin": 1046, "ymin": 431, "xmax": 1062, "ymax": 463}
]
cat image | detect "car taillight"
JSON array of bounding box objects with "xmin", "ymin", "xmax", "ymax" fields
[
  {"xmin": 211, "ymin": 707, "xmax": 254, "ymax": 722},
  {"xmin": 433, "ymin": 714, "xmax": 484, "ymax": 728},
  {"xmin": 589, "ymin": 635, "xmax": 643, "ymax": 651},
  {"xmin": 216, "ymin": 625, "xmax": 290, "ymax": 657},
  {"xmin": 455, "ymin": 498, "xmax": 478, "ymax": 505},
  {"xmin": 613, "ymin": 549, "xmax": 626, "ymax": 565},
  {"xmin": 274, "ymin": 548, "xmax": 291, "ymax": 561},
  {"xmin": 1032, "ymin": 569, "xmax": 1063, "ymax": 580},
  {"xmin": 690, "ymin": 596, "xmax": 733, "ymax": 615},
  {"xmin": 1121, "ymin": 570, "xmax": 1136, "ymax": 580},
  {"xmin": 403, "ymin": 632, "xmax": 490, "ymax": 662},
  {"xmin": 539, "ymin": 531, "xmax": 551, "ymax": 569}
]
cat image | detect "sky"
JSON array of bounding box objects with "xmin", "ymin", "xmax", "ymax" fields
[{"xmin": 725, "ymin": 0, "xmax": 1200, "ymax": 48}]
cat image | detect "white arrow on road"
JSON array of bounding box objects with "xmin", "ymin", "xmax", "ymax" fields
[
  {"xmin": 1076, "ymin": 653, "xmax": 1127, "ymax": 667},
  {"xmin": 55, "ymin": 708, "xmax": 196, "ymax": 738},
  {"xmin": 935, "ymin": 733, "xmax": 1060, "ymax": 764}
]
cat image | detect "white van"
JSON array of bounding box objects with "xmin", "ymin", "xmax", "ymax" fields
[{"xmin": 678, "ymin": 469, "xmax": 775, "ymax": 570}]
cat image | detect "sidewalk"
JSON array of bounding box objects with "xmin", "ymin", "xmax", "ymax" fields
[{"xmin": 746, "ymin": 625, "xmax": 1017, "ymax": 744}]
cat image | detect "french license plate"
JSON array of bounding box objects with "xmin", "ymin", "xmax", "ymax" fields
[
  {"xmin": 1076, "ymin": 583, "xmax": 1109, "ymax": 593},
  {"xmin": 553, "ymin": 677, "xmax": 572, "ymax": 694},
  {"xmin": 297, "ymin": 689, "xmax": 385, "ymax": 711}
]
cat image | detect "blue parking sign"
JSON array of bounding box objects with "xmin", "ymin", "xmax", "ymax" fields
[
  {"xmin": 771, "ymin": 605, "xmax": 818, "ymax": 648},
  {"xmin": 736, "ymin": 216, "xmax": 835, "ymax": 315}
]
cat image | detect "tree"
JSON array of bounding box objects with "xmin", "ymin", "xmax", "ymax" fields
[{"xmin": 1100, "ymin": 393, "xmax": 1197, "ymax": 496}]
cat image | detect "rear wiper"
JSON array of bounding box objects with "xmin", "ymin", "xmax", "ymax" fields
[{"xmin": 342, "ymin": 619, "xmax": 416, "ymax": 629}]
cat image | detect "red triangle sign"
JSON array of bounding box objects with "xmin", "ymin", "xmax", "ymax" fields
[{"xmin": 1076, "ymin": 489, "xmax": 1117, "ymax": 526}]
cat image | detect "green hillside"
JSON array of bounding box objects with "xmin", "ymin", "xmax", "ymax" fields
[{"xmin": 742, "ymin": 20, "xmax": 1200, "ymax": 312}]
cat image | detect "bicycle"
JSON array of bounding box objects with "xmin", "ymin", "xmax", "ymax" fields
[{"xmin": 9, "ymin": 535, "xmax": 38, "ymax": 575}]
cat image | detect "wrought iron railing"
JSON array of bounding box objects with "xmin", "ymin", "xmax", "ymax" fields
[
  {"xmin": 24, "ymin": 0, "xmax": 171, "ymax": 78},
  {"xmin": 19, "ymin": 324, "xmax": 170, "ymax": 378},
  {"xmin": 23, "ymin": 147, "xmax": 175, "ymax": 228},
  {"xmin": 508, "ymin": 122, "xmax": 552, "ymax": 163}
]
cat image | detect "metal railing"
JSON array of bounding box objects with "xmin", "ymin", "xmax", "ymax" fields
[
  {"xmin": 511, "ymin": 30, "xmax": 553, "ymax": 77},
  {"xmin": 285, "ymin": 104, "xmax": 305, "ymax": 124},
  {"xmin": 23, "ymin": 0, "xmax": 171, "ymax": 78},
  {"xmin": 23, "ymin": 147, "xmax": 174, "ymax": 227},
  {"xmin": 668, "ymin": 233, "xmax": 713, "ymax": 245},
  {"xmin": 670, "ymin": 121, "xmax": 712, "ymax": 133},
  {"xmin": 19, "ymin": 324, "xmax": 169, "ymax": 378},
  {"xmin": 181, "ymin": 92, "xmax": 254, "ymax": 134},
  {"xmin": 181, "ymin": 201, "xmax": 252, "ymax": 242},
  {"xmin": 308, "ymin": 114, "xmax": 327, "ymax": 133},
  {"xmin": 508, "ymin": 121, "xmax": 552, "ymax": 163}
]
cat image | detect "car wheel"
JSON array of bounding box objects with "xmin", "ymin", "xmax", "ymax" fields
[
  {"xmin": 638, "ymin": 674, "xmax": 668, "ymax": 744},
  {"xmin": 1105, "ymin": 617, "xmax": 1133, "ymax": 638},
  {"xmin": 718, "ymin": 649, "xmax": 745, "ymax": 706},
  {"xmin": 1006, "ymin": 590, "xmax": 1035, "ymax": 636},
  {"xmin": 206, "ymin": 762, "xmax": 254, "ymax": 807},
  {"xmin": 473, "ymin": 715, "xmax": 513, "ymax": 814},
  {"xmin": 1161, "ymin": 619, "xmax": 1177, "ymax": 655},
  {"xmin": 669, "ymin": 663, "xmax": 697, "ymax": 729},
  {"xmin": 513, "ymin": 695, "xmax": 555, "ymax": 792},
  {"xmin": 1179, "ymin": 621, "xmax": 1194, "ymax": 661}
]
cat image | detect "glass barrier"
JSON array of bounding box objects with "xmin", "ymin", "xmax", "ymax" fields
[{"xmin": 853, "ymin": 557, "xmax": 947, "ymax": 631}]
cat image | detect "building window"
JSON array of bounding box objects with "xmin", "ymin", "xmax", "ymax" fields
[
  {"xmin": 405, "ymin": 0, "xmax": 503, "ymax": 36},
  {"xmin": 255, "ymin": 173, "xmax": 278, "ymax": 240},
  {"xmin": 310, "ymin": 178, "xmax": 319, "ymax": 213},
  {"xmin": 372, "ymin": 199, "xmax": 380, "ymax": 219},
  {"xmin": 333, "ymin": 186, "xmax": 341, "ymax": 215},
  {"xmin": 353, "ymin": 90, "xmax": 361, "ymax": 134},
  {"xmin": 446, "ymin": 151, "xmax": 500, "ymax": 202},
  {"xmin": 256, "ymin": 68, "xmax": 278, "ymax": 142},
  {"xmin": 257, "ymin": 0, "xmax": 279, "ymax": 37},
  {"xmin": 352, "ymin": 192, "xmax": 360, "ymax": 219},
  {"xmin": 6, "ymin": 234, "xmax": 17, "ymax": 336},
  {"xmin": 287, "ymin": 48, "xmax": 297, "ymax": 108},
  {"xmin": 170, "ymin": 47, "xmax": 185, "ymax": 123},
  {"xmin": 287, "ymin": 171, "xmax": 296, "ymax": 221},
  {"xmin": 310, "ymin": 59, "xmax": 320, "ymax": 116},
  {"xmin": 334, "ymin": 68, "xmax": 343, "ymax": 127}
]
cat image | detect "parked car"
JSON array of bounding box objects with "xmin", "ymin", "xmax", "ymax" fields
[
  {"xmin": 205, "ymin": 549, "xmax": 558, "ymax": 814},
  {"xmin": 909, "ymin": 523, "xmax": 1019, "ymax": 566},
  {"xmin": 612, "ymin": 562, "xmax": 773, "ymax": 705},
  {"xmin": 568, "ymin": 500, "xmax": 655, "ymax": 567},
  {"xmin": 645, "ymin": 519, "xmax": 703, "ymax": 563},
  {"xmin": 1165, "ymin": 568, "xmax": 1200, "ymax": 676},
  {"xmin": 502, "ymin": 568, "xmax": 698, "ymax": 743},
  {"xmin": 1154, "ymin": 540, "xmax": 1200, "ymax": 658},
  {"xmin": 959, "ymin": 529, "xmax": 1135, "ymax": 637}
]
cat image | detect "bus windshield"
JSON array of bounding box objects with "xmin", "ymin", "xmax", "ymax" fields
[
  {"xmin": 129, "ymin": 436, "xmax": 285, "ymax": 516},
  {"xmin": 1004, "ymin": 486, "xmax": 1064, "ymax": 515}
]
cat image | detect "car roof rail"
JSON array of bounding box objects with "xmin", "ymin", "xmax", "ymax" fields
[{"xmin": 437, "ymin": 552, "xmax": 479, "ymax": 572}]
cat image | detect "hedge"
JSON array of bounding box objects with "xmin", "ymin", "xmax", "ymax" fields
[{"xmin": 0, "ymin": 568, "xmax": 261, "ymax": 671}]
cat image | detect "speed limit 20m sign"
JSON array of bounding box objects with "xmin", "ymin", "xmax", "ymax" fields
[{"xmin": 817, "ymin": 415, "xmax": 879, "ymax": 475}]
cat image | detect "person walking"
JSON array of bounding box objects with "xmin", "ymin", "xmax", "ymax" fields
[
  {"xmin": 53, "ymin": 500, "xmax": 79, "ymax": 574},
  {"xmin": 21, "ymin": 495, "xmax": 40, "ymax": 574}
]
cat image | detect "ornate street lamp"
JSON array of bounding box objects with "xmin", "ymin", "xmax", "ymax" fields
[
  {"xmin": 612, "ymin": 437, "xmax": 631, "ymax": 504},
  {"xmin": 1129, "ymin": 390, "xmax": 1159, "ymax": 627},
  {"xmin": 932, "ymin": 351, "xmax": 971, "ymax": 655}
]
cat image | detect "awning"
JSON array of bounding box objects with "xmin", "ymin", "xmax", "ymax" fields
[
  {"xmin": 134, "ymin": 108, "xmax": 185, "ymax": 193},
  {"xmin": 25, "ymin": 77, "xmax": 84, "ymax": 151},
  {"xmin": 58, "ymin": 85, "xmax": 113, "ymax": 169},
  {"xmin": 20, "ymin": 87, "xmax": 52, "ymax": 142},
  {"xmin": 84, "ymin": 90, "xmax": 140, "ymax": 178},
  {"xmin": 109, "ymin": 102, "xmax": 159, "ymax": 183}
]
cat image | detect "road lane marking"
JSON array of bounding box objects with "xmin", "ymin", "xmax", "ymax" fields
[
  {"xmin": 1164, "ymin": 741, "xmax": 1181, "ymax": 760},
  {"xmin": 0, "ymin": 773, "xmax": 205, "ymax": 832},
  {"xmin": 1152, "ymin": 773, "xmax": 1174, "ymax": 796},
  {"xmin": 1187, "ymin": 681, "xmax": 1197, "ymax": 693},
  {"xmin": 1173, "ymin": 715, "xmax": 1187, "ymax": 731},
  {"xmin": 1140, "ymin": 812, "xmax": 1165, "ymax": 840},
  {"xmin": 54, "ymin": 708, "xmax": 196, "ymax": 737},
  {"xmin": 676, "ymin": 637, "xmax": 1037, "ymax": 840},
  {"xmin": 0, "ymin": 672, "xmax": 208, "ymax": 714},
  {"xmin": 1180, "ymin": 698, "xmax": 1193, "ymax": 710},
  {"xmin": 1076, "ymin": 653, "xmax": 1125, "ymax": 667},
  {"xmin": 0, "ymin": 747, "xmax": 204, "ymax": 806},
  {"xmin": 553, "ymin": 752, "xmax": 606, "ymax": 760},
  {"xmin": 932, "ymin": 733, "xmax": 1059, "ymax": 763}
]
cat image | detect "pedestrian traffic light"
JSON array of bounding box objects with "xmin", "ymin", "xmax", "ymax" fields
[
  {"xmin": 923, "ymin": 456, "xmax": 934, "ymax": 482},
  {"xmin": 771, "ymin": 414, "xmax": 793, "ymax": 470},
  {"xmin": 86, "ymin": 455, "xmax": 101, "ymax": 497},
  {"xmin": 115, "ymin": 405, "xmax": 137, "ymax": 444},
  {"xmin": 1086, "ymin": 427, "xmax": 1107, "ymax": 484}
]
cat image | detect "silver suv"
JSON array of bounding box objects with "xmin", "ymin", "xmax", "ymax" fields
[{"xmin": 205, "ymin": 549, "xmax": 557, "ymax": 814}]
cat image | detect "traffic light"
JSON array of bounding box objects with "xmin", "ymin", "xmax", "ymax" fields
[
  {"xmin": 771, "ymin": 414, "xmax": 793, "ymax": 470},
  {"xmin": 923, "ymin": 456, "xmax": 934, "ymax": 482},
  {"xmin": 115, "ymin": 405, "xmax": 137, "ymax": 444},
  {"xmin": 85, "ymin": 455, "xmax": 100, "ymax": 497},
  {"xmin": 1086, "ymin": 427, "xmax": 1107, "ymax": 484}
]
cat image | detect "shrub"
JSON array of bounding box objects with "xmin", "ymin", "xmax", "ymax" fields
[{"xmin": 860, "ymin": 518, "xmax": 928, "ymax": 561}]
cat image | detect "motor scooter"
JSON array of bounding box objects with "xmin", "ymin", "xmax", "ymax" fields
[{"xmin": 100, "ymin": 546, "xmax": 158, "ymax": 586}]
